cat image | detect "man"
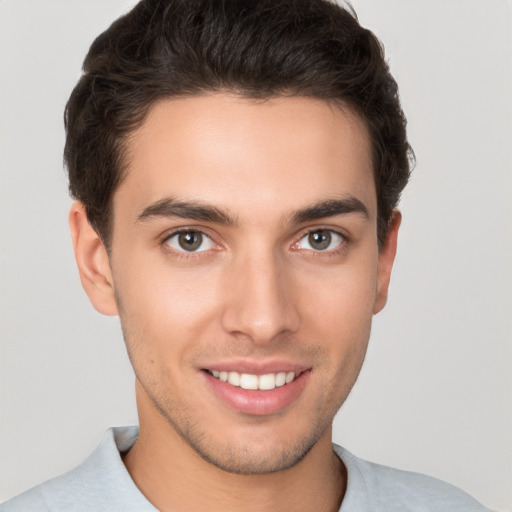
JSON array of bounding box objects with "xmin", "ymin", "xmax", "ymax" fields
[{"xmin": 0, "ymin": 0, "xmax": 497, "ymax": 511}]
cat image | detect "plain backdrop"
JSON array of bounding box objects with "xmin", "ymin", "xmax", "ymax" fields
[{"xmin": 0, "ymin": 0, "xmax": 510, "ymax": 510}]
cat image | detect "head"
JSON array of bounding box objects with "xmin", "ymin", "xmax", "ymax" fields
[
  {"xmin": 65, "ymin": 0, "xmax": 412, "ymax": 251},
  {"xmin": 67, "ymin": 0, "xmax": 412, "ymax": 476}
]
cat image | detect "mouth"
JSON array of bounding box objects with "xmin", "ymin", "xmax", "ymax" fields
[
  {"xmin": 205, "ymin": 369, "xmax": 301, "ymax": 391},
  {"xmin": 202, "ymin": 366, "xmax": 311, "ymax": 415}
]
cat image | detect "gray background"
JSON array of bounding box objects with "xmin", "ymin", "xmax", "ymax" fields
[{"xmin": 0, "ymin": 1, "xmax": 510, "ymax": 510}]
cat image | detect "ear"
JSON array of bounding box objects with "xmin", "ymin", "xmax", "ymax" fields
[
  {"xmin": 373, "ymin": 209, "xmax": 401, "ymax": 314},
  {"xmin": 69, "ymin": 202, "xmax": 118, "ymax": 316}
]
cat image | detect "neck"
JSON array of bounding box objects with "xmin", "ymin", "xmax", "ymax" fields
[{"xmin": 123, "ymin": 391, "xmax": 346, "ymax": 512}]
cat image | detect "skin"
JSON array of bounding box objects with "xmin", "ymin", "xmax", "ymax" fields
[{"xmin": 69, "ymin": 94, "xmax": 400, "ymax": 512}]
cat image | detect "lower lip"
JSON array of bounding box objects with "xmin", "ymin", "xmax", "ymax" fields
[{"xmin": 202, "ymin": 371, "xmax": 311, "ymax": 416}]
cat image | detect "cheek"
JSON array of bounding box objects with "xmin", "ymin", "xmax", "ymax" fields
[
  {"xmin": 297, "ymin": 258, "xmax": 377, "ymax": 375},
  {"xmin": 113, "ymin": 255, "xmax": 223, "ymax": 365},
  {"xmin": 308, "ymin": 280, "xmax": 374, "ymax": 408},
  {"xmin": 300, "ymin": 257, "xmax": 378, "ymax": 331}
]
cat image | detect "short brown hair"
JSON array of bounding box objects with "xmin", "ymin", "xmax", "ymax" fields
[{"xmin": 64, "ymin": 0, "xmax": 413, "ymax": 248}]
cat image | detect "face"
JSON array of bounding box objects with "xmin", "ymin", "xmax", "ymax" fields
[{"xmin": 72, "ymin": 94, "xmax": 399, "ymax": 475}]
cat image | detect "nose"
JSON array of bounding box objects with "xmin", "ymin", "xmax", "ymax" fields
[{"xmin": 220, "ymin": 249, "xmax": 301, "ymax": 345}]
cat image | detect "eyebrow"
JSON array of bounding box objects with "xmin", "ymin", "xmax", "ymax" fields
[
  {"xmin": 136, "ymin": 195, "xmax": 369, "ymax": 226},
  {"xmin": 289, "ymin": 196, "xmax": 370, "ymax": 224},
  {"xmin": 136, "ymin": 197, "xmax": 237, "ymax": 226}
]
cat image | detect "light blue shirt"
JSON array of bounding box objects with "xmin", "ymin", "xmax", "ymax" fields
[{"xmin": 1, "ymin": 426, "xmax": 494, "ymax": 511}]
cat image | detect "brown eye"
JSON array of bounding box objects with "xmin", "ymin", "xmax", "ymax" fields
[
  {"xmin": 298, "ymin": 229, "xmax": 343, "ymax": 251},
  {"xmin": 179, "ymin": 231, "xmax": 202, "ymax": 251},
  {"xmin": 308, "ymin": 230, "xmax": 332, "ymax": 250},
  {"xmin": 165, "ymin": 231, "xmax": 214, "ymax": 252}
]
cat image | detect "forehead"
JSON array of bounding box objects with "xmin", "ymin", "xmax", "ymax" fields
[{"xmin": 116, "ymin": 94, "xmax": 375, "ymax": 223}]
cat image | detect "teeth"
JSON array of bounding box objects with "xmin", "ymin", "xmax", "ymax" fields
[
  {"xmin": 258, "ymin": 373, "xmax": 276, "ymax": 390},
  {"xmin": 275, "ymin": 372, "xmax": 286, "ymax": 387},
  {"xmin": 209, "ymin": 370, "xmax": 299, "ymax": 390},
  {"xmin": 228, "ymin": 372, "xmax": 240, "ymax": 386},
  {"xmin": 240, "ymin": 373, "xmax": 258, "ymax": 390}
]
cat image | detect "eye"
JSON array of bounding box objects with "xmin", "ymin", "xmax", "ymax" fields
[
  {"xmin": 164, "ymin": 230, "xmax": 215, "ymax": 252},
  {"xmin": 296, "ymin": 229, "xmax": 344, "ymax": 251}
]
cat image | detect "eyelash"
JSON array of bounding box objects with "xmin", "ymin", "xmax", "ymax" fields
[
  {"xmin": 161, "ymin": 229, "xmax": 219, "ymax": 260},
  {"xmin": 160, "ymin": 227, "xmax": 348, "ymax": 259},
  {"xmin": 293, "ymin": 228, "xmax": 347, "ymax": 257}
]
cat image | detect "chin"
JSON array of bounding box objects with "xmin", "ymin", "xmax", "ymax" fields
[{"xmin": 186, "ymin": 432, "xmax": 320, "ymax": 475}]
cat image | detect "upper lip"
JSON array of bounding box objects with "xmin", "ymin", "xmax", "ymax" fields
[{"xmin": 200, "ymin": 359, "xmax": 311, "ymax": 375}]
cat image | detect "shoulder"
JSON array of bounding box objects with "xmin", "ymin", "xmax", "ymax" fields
[
  {"xmin": 0, "ymin": 426, "xmax": 155, "ymax": 512},
  {"xmin": 0, "ymin": 467, "xmax": 86, "ymax": 512},
  {"xmin": 334, "ymin": 444, "xmax": 495, "ymax": 512},
  {"xmin": 0, "ymin": 485, "xmax": 50, "ymax": 512}
]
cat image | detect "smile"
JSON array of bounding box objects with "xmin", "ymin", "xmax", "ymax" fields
[
  {"xmin": 203, "ymin": 367, "xmax": 311, "ymax": 415},
  {"xmin": 206, "ymin": 370, "xmax": 299, "ymax": 390}
]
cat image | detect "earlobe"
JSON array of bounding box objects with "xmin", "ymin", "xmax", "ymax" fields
[
  {"xmin": 373, "ymin": 209, "xmax": 401, "ymax": 314},
  {"xmin": 69, "ymin": 202, "xmax": 118, "ymax": 316}
]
